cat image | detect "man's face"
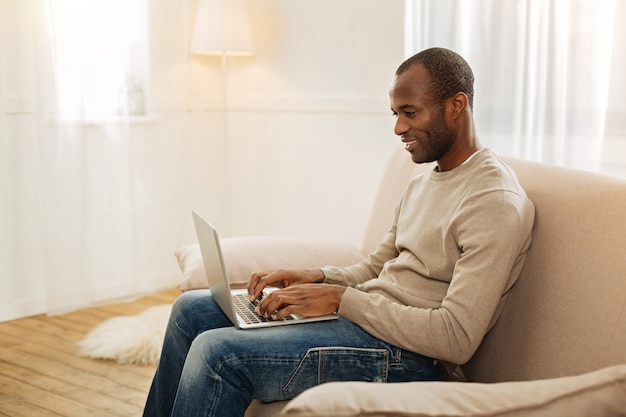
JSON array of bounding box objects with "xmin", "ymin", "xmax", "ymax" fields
[{"xmin": 389, "ymin": 65, "xmax": 456, "ymax": 164}]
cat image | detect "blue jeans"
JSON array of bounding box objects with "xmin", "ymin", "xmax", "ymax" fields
[{"xmin": 143, "ymin": 289, "xmax": 447, "ymax": 417}]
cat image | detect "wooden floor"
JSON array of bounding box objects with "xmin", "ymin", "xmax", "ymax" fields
[{"xmin": 0, "ymin": 288, "xmax": 181, "ymax": 417}]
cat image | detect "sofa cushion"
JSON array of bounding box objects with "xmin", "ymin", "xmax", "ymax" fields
[
  {"xmin": 280, "ymin": 364, "xmax": 626, "ymax": 417},
  {"xmin": 463, "ymin": 159, "xmax": 626, "ymax": 382},
  {"xmin": 176, "ymin": 237, "xmax": 365, "ymax": 291}
]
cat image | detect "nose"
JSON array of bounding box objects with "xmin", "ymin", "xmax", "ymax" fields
[{"xmin": 394, "ymin": 118, "xmax": 409, "ymax": 137}]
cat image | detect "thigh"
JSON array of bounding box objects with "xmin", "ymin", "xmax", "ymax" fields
[
  {"xmin": 189, "ymin": 318, "xmax": 398, "ymax": 402},
  {"xmin": 274, "ymin": 321, "xmax": 445, "ymax": 397}
]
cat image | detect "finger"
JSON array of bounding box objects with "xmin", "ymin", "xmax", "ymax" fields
[
  {"xmin": 247, "ymin": 273, "xmax": 260, "ymax": 299},
  {"xmin": 268, "ymin": 300, "xmax": 319, "ymax": 320},
  {"xmin": 255, "ymin": 289, "xmax": 276, "ymax": 317},
  {"xmin": 256, "ymin": 290, "xmax": 292, "ymax": 318},
  {"xmin": 270, "ymin": 304, "xmax": 298, "ymax": 320},
  {"xmin": 248, "ymin": 270, "xmax": 275, "ymax": 301},
  {"xmin": 248, "ymin": 273, "xmax": 264, "ymax": 300},
  {"xmin": 251, "ymin": 269, "xmax": 295, "ymax": 301},
  {"xmin": 261, "ymin": 291, "xmax": 315, "ymax": 320}
]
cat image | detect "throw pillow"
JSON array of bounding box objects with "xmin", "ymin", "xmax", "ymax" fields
[{"xmin": 176, "ymin": 237, "xmax": 365, "ymax": 291}]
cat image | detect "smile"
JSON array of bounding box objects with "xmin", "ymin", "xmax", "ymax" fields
[{"xmin": 404, "ymin": 139, "xmax": 418, "ymax": 150}]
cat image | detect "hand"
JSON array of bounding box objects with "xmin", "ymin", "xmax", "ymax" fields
[
  {"xmin": 247, "ymin": 268, "xmax": 325, "ymax": 302},
  {"xmin": 255, "ymin": 283, "xmax": 346, "ymax": 320}
]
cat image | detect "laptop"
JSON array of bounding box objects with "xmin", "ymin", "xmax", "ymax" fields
[{"xmin": 192, "ymin": 210, "xmax": 338, "ymax": 329}]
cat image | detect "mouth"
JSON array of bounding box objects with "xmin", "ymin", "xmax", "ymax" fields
[{"xmin": 403, "ymin": 139, "xmax": 418, "ymax": 151}]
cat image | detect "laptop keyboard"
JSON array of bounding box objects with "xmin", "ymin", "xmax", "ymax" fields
[{"xmin": 232, "ymin": 293, "xmax": 295, "ymax": 325}]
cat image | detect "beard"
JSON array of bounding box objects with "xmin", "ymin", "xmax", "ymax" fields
[{"xmin": 410, "ymin": 111, "xmax": 456, "ymax": 164}]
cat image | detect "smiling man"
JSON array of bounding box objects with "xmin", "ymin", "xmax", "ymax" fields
[
  {"xmin": 143, "ymin": 47, "xmax": 535, "ymax": 417},
  {"xmin": 392, "ymin": 50, "xmax": 479, "ymax": 169}
]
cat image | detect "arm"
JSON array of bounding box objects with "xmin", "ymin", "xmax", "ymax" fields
[
  {"xmin": 338, "ymin": 191, "xmax": 535, "ymax": 364},
  {"xmin": 247, "ymin": 209, "xmax": 402, "ymax": 319}
]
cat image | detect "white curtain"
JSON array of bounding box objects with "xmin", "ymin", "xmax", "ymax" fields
[
  {"xmin": 0, "ymin": 0, "xmax": 208, "ymax": 321},
  {"xmin": 405, "ymin": 0, "xmax": 626, "ymax": 176}
]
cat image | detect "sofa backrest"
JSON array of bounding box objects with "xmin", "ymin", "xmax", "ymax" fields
[
  {"xmin": 361, "ymin": 147, "xmax": 429, "ymax": 255},
  {"xmin": 363, "ymin": 147, "xmax": 626, "ymax": 382}
]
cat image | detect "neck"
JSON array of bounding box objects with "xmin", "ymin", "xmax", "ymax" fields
[{"xmin": 437, "ymin": 119, "xmax": 483, "ymax": 172}]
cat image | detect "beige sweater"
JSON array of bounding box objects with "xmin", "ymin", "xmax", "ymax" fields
[{"xmin": 322, "ymin": 149, "xmax": 535, "ymax": 365}]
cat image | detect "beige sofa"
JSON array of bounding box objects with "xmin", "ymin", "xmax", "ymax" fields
[{"xmin": 177, "ymin": 147, "xmax": 626, "ymax": 417}]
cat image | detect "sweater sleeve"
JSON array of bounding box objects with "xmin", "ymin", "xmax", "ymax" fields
[{"xmin": 338, "ymin": 190, "xmax": 535, "ymax": 365}]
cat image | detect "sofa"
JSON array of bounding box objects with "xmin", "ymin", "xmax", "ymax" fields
[{"xmin": 176, "ymin": 146, "xmax": 626, "ymax": 416}]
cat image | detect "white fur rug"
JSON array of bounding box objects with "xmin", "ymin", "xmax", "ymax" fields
[{"xmin": 77, "ymin": 304, "xmax": 171, "ymax": 366}]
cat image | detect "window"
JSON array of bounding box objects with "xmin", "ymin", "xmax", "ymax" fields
[{"xmin": 51, "ymin": 0, "xmax": 148, "ymax": 120}]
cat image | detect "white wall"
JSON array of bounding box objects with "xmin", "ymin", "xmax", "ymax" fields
[
  {"xmin": 0, "ymin": 0, "xmax": 405, "ymax": 320},
  {"xmin": 152, "ymin": 0, "xmax": 405, "ymax": 249}
]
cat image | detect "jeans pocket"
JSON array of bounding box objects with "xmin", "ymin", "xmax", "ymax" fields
[{"xmin": 283, "ymin": 347, "xmax": 389, "ymax": 398}]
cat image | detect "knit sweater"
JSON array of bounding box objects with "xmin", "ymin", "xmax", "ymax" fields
[{"xmin": 321, "ymin": 148, "xmax": 535, "ymax": 365}]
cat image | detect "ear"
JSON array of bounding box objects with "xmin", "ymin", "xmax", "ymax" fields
[{"xmin": 449, "ymin": 92, "xmax": 468, "ymax": 120}]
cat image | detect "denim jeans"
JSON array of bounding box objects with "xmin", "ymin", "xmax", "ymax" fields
[{"xmin": 143, "ymin": 289, "xmax": 447, "ymax": 417}]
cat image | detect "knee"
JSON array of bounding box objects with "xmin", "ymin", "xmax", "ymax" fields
[
  {"xmin": 186, "ymin": 330, "xmax": 238, "ymax": 373},
  {"xmin": 169, "ymin": 290, "xmax": 212, "ymax": 337},
  {"xmin": 172, "ymin": 290, "xmax": 209, "ymax": 316},
  {"xmin": 170, "ymin": 289, "xmax": 232, "ymax": 340}
]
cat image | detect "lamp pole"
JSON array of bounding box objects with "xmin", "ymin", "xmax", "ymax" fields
[{"xmin": 191, "ymin": 0, "xmax": 253, "ymax": 235}]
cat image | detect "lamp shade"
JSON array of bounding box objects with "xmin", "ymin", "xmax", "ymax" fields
[{"xmin": 191, "ymin": 0, "xmax": 254, "ymax": 55}]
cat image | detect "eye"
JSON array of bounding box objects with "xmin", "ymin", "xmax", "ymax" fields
[{"xmin": 392, "ymin": 108, "xmax": 418, "ymax": 118}]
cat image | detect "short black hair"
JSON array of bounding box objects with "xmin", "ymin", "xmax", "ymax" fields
[{"xmin": 396, "ymin": 47, "xmax": 474, "ymax": 109}]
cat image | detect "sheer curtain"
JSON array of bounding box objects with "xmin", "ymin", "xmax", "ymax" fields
[
  {"xmin": 405, "ymin": 0, "xmax": 626, "ymax": 176},
  {"xmin": 1, "ymin": 0, "xmax": 209, "ymax": 321}
]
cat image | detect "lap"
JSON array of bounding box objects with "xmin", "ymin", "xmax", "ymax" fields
[
  {"xmin": 174, "ymin": 289, "xmax": 446, "ymax": 402},
  {"xmin": 173, "ymin": 289, "xmax": 384, "ymax": 350}
]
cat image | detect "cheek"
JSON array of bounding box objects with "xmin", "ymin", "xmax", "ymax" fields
[{"xmin": 414, "ymin": 116, "xmax": 437, "ymax": 135}]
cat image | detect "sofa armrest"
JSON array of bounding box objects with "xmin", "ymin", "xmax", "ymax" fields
[
  {"xmin": 176, "ymin": 237, "xmax": 365, "ymax": 291},
  {"xmin": 280, "ymin": 364, "xmax": 626, "ymax": 417}
]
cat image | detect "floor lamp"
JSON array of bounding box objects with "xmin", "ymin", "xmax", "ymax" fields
[{"xmin": 191, "ymin": 0, "xmax": 254, "ymax": 233}]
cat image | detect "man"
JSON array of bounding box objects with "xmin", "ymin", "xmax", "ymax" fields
[{"xmin": 143, "ymin": 47, "xmax": 535, "ymax": 417}]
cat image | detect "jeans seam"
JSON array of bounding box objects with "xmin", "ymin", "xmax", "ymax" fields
[
  {"xmin": 208, "ymin": 358, "xmax": 226, "ymax": 417},
  {"xmin": 174, "ymin": 319, "xmax": 194, "ymax": 339}
]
